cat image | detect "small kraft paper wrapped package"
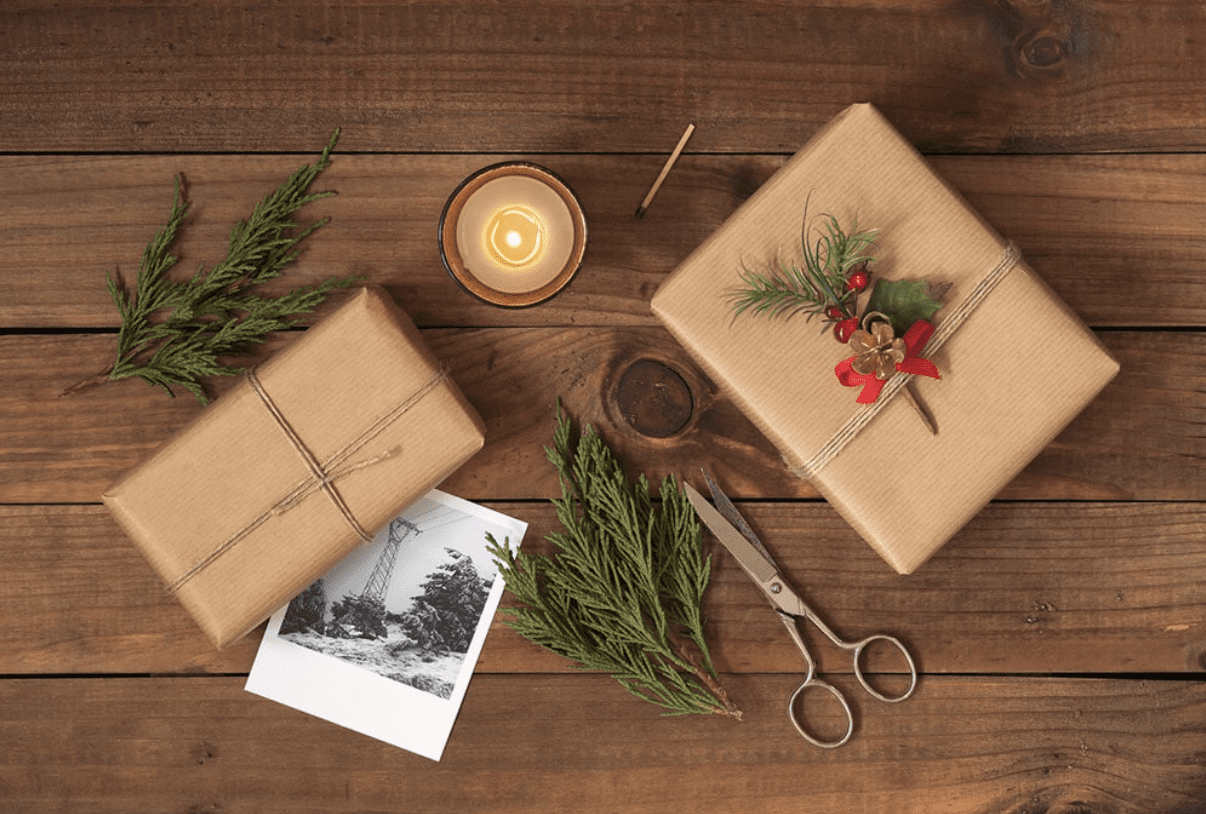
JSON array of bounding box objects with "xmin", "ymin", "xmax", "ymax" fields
[
  {"xmin": 652, "ymin": 104, "xmax": 1118, "ymax": 574},
  {"xmin": 104, "ymin": 285, "xmax": 485, "ymax": 646}
]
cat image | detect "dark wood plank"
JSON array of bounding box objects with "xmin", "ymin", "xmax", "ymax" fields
[
  {"xmin": 3, "ymin": 502, "xmax": 1203, "ymax": 677},
  {"xmin": 2, "ymin": 675, "xmax": 1203, "ymax": 813},
  {"xmin": 0, "ymin": 329, "xmax": 1196, "ymax": 504},
  {"xmin": 4, "ymin": 2, "xmax": 1201, "ymax": 811},
  {"xmin": 3, "ymin": 1, "xmax": 1206, "ymax": 154},
  {"xmin": 4, "ymin": 154, "xmax": 1206, "ymax": 329},
  {"xmin": 0, "ymin": 505, "xmax": 252, "ymax": 676}
]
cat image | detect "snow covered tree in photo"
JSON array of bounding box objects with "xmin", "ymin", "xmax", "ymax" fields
[
  {"xmin": 280, "ymin": 578, "xmax": 328, "ymax": 635},
  {"xmin": 329, "ymin": 593, "xmax": 388, "ymax": 639},
  {"xmin": 400, "ymin": 549, "xmax": 491, "ymax": 653}
]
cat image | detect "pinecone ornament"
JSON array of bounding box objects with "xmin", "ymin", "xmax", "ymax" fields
[{"xmin": 849, "ymin": 320, "xmax": 906, "ymax": 380}]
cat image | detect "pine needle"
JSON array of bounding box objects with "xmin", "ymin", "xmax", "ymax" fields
[
  {"xmin": 487, "ymin": 407, "xmax": 741, "ymax": 719},
  {"xmin": 729, "ymin": 210, "xmax": 878, "ymax": 325},
  {"xmin": 63, "ymin": 130, "xmax": 360, "ymax": 404}
]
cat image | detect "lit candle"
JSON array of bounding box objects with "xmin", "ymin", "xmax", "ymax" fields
[
  {"xmin": 483, "ymin": 203, "xmax": 546, "ymax": 270},
  {"xmin": 440, "ymin": 163, "xmax": 587, "ymax": 307}
]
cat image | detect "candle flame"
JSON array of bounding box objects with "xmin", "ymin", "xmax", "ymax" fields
[{"xmin": 484, "ymin": 204, "xmax": 547, "ymax": 270}]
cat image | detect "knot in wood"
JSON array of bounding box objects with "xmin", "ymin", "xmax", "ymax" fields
[
  {"xmin": 1023, "ymin": 34, "xmax": 1066, "ymax": 68},
  {"xmin": 614, "ymin": 359, "xmax": 693, "ymax": 438}
]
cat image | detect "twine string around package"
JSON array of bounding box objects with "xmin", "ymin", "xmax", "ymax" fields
[
  {"xmin": 166, "ymin": 365, "xmax": 452, "ymax": 594},
  {"xmin": 794, "ymin": 242, "xmax": 1021, "ymax": 480},
  {"xmin": 246, "ymin": 366, "xmax": 374, "ymax": 543}
]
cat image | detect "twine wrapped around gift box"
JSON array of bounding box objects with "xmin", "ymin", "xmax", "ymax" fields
[
  {"xmin": 105, "ymin": 286, "xmax": 485, "ymax": 647},
  {"xmin": 165, "ymin": 363, "xmax": 453, "ymax": 597},
  {"xmin": 652, "ymin": 104, "xmax": 1117, "ymax": 574},
  {"xmin": 797, "ymin": 241, "xmax": 1021, "ymax": 479}
]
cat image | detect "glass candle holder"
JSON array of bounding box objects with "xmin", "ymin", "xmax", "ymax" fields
[{"xmin": 439, "ymin": 162, "xmax": 587, "ymax": 308}]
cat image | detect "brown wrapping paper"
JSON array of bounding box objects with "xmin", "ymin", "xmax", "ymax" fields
[
  {"xmin": 104, "ymin": 285, "xmax": 485, "ymax": 647},
  {"xmin": 652, "ymin": 104, "xmax": 1118, "ymax": 574}
]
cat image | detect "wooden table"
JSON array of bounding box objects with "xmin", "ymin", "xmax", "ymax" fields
[{"xmin": 4, "ymin": 2, "xmax": 1205, "ymax": 811}]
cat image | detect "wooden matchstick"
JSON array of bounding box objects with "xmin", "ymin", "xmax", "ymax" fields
[{"xmin": 634, "ymin": 123, "xmax": 696, "ymax": 219}]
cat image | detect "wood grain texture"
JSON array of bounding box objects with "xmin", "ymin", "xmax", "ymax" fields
[
  {"xmin": 0, "ymin": 329, "xmax": 1198, "ymax": 504},
  {"xmin": 2, "ymin": 503, "xmax": 1203, "ymax": 677},
  {"xmin": 2, "ymin": 675, "xmax": 1203, "ymax": 814},
  {"xmin": 5, "ymin": 2, "xmax": 1204, "ymax": 809},
  {"xmin": 3, "ymin": 1, "xmax": 1206, "ymax": 154},
  {"xmin": 3, "ymin": 153, "xmax": 1206, "ymax": 329}
]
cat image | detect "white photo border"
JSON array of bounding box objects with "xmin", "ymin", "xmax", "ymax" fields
[{"xmin": 245, "ymin": 489, "xmax": 527, "ymax": 761}]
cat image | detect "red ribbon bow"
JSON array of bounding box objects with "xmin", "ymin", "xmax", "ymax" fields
[{"xmin": 834, "ymin": 320, "xmax": 940, "ymax": 404}]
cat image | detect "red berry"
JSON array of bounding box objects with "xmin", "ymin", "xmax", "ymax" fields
[
  {"xmin": 833, "ymin": 317, "xmax": 858, "ymax": 343},
  {"xmin": 825, "ymin": 305, "xmax": 844, "ymax": 320},
  {"xmin": 846, "ymin": 269, "xmax": 870, "ymax": 293}
]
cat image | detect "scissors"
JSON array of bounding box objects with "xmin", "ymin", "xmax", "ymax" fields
[{"xmin": 684, "ymin": 472, "xmax": 918, "ymax": 747}]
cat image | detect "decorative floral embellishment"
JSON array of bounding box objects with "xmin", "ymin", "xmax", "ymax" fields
[
  {"xmin": 848, "ymin": 317, "xmax": 906, "ymax": 380},
  {"xmin": 729, "ymin": 210, "xmax": 948, "ymax": 432},
  {"xmin": 835, "ymin": 318, "xmax": 941, "ymax": 405}
]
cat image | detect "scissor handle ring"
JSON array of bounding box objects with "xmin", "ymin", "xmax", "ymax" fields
[
  {"xmin": 787, "ymin": 679, "xmax": 854, "ymax": 749},
  {"xmin": 851, "ymin": 633, "xmax": 918, "ymax": 703}
]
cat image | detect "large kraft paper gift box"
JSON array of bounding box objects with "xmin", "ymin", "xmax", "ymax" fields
[
  {"xmin": 652, "ymin": 103, "xmax": 1118, "ymax": 574},
  {"xmin": 104, "ymin": 285, "xmax": 485, "ymax": 647}
]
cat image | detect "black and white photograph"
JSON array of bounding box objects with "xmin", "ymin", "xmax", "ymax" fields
[{"xmin": 245, "ymin": 489, "xmax": 527, "ymax": 761}]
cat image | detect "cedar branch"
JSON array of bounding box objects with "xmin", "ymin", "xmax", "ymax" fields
[
  {"xmin": 487, "ymin": 407, "xmax": 740, "ymax": 719},
  {"xmin": 61, "ymin": 129, "xmax": 359, "ymax": 404}
]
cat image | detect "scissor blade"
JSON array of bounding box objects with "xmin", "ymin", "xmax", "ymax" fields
[
  {"xmin": 701, "ymin": 471, "xmax": 779, "ymax": 567},
  {"xmin": 685, "ymin": 483, "xmax": 778, "ymax": 585}
]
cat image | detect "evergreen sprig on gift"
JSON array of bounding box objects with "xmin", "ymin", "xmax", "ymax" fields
[
  {"xmin": 730, "ymin": 210, "xmax": 879, "ymax": 330},
  {"xmin": 486, "ymin": 409, "xmax": 741, "ymax": 719},
  {"xmin": 729, "ymin": 208, "xmax": 949, "ymax": 432},
  {"xmin": 63, "ymin": 130, "xmax": 359, "ymax": 404}
]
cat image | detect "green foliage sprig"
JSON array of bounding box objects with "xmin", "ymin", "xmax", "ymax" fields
[
  {"xmin": 63, "ymin": 130, "xmax": 359, "ymax": 404},
  {"xmin": 486, "ymin": 409, "xmax": 741, "ymax": 719},
  {"xmin": 730, "ymin": 210, "xmax": 878, "ymax": 328}
]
